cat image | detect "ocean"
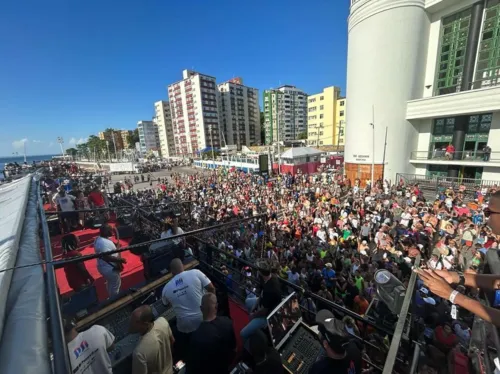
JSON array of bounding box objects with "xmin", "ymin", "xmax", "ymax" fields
[{"xmin": 0, "ymin": 154, "xmax": 58, "ymax": 170}]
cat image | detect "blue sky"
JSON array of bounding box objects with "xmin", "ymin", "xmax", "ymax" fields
[{"xmin": 0, "ymin": 0, "xmax": 349, "ymax": 157}]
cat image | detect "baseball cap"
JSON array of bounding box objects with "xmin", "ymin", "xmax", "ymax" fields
[{"xmin": 315, "ymin": 310, "xmax": 350, "ymax": 352}]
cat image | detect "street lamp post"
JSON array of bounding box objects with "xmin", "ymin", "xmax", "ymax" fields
[{"xmin": 57, "ymin": 137, "xmax": 65, "ymax": 157}]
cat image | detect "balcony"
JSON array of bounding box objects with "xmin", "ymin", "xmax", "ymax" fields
[
  {"xmin": 409, "ymin": 150, "xmax": 500, "ymax": 167},
  {"xmin": 407, "ymin": 84, "xmax": 500, "ymax": 120}
]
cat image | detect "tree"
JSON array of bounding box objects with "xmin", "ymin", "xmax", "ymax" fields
[
  {"xmin": 86, "ymin": 135, "xmax": 107, "ymax": 160},
  {"xmin": 76, "ymin": 143, "xmax": 89, "ymax": 159},
  {"xmin": 260, "ymin": 112, "xmax": 265, "ymax": 145},
  {"xmin": 66, "ymin": 148, "xmax": 78, "ymax": 158},
  {"xmin": 297, "ymin": 131, "xmax": 308, "ymax": 140},
  {"xmin": 127, "ymin": 129, "xmax": 139, "ymax": 149}
]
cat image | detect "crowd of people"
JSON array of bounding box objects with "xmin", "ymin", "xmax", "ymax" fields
[{"xmin": 48, "ymin": 163, "xmax": 500, "ymax": 374}]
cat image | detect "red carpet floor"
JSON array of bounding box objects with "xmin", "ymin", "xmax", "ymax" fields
[
  {"xmin": 45, "ymin": 228, "xmax": 145, "ymax": 301},
  {"xmin": 228, "ymin": 298, "xmax": 250, "ymax": 354}
]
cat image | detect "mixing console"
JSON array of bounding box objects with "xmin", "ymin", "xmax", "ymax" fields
[
  {"xmin": 100, "ymin": 298, "xmax": 176, "ymax": 368},
  {"xmin": 279, "ymin": 324, "xmax": 322, "ymax": 374},
  {"xmin": 102, "ymin": 306, "xmax": 135, "ymax": 342},
  {"xmin": 151, "ymin": 298, "xmax": 176, "ymax": 321}
]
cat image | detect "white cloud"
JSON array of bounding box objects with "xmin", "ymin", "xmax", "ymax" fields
[
  {"xmin": 32, "ymin": 140, "xmax": 42, "ymax": 143},
  {"xmin": 12, "ymin": 138, "xmax": 28, "ymax": 149},
  {"xmin": 69, "ymin": 137, "xmax": 88, "ymax": 146}
]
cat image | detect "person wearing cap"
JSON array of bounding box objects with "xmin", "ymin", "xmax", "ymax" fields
[
  {"xmin": 309, "ymin": 310, "xmax": 362, "ymax": 374},
  {"xmin": 240, "ymin": 262, "xmax": 281, "ymax": 341}
]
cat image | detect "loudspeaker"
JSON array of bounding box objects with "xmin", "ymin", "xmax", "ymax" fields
[
  {"xmin": 143, "ymin": 245, "xmax": 185, "ymax": 280},
  {"xmin": 116, "ymin": 224, "xmax": 134, "ymax": 239},
  {"xmin": 259, "ymin": 154, "xmax": 269, "ymax": 175},
  {"xmin": 47, "ymin": 216, "xmax": 61, "ymax": 236},
  {"xmin": 92, "ymin": 216, "xmax": 106, "ymax": 228}
]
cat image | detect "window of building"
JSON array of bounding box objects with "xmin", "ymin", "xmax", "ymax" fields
[
  {"xmin": 340, "ymin": 101, "xmax": 345, "ymax": 106},
  {"xmin": 320, "ymin": 96, "xmax": 324, "ymax": 100},
  {"xmin": 319, "ymin": 114, "xmax": 324, "ymax": 119},
  {"xmin": 474, "ymin": 1, "xmax": 500, "ymax": 89},
  {"xmin": 435, "ymin": 7, "xmax": 472, "ymax": 95},
  {"xmin": 309, "ymin": 107, "xmax": 316, "ymax": 112},
  {"xmin": 340, "ymin": 111, "xmax": 344, "ymax": 116},
  {"xmin": 320, "ymin": 105, "xmax": 324, "ymax": 110}
]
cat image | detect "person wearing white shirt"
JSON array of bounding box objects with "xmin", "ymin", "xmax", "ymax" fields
[
  {"xmin": 53, "ymin": 188, "xmax": 77, "ymax": 233},
  {"xmin": 162, "ymin": 259, "xmax": 215, "ymax": 360},
  {"xmin": 63, "ymin": 317, "xmax": 115, "ymax": 374},
  {"xmin": 94, "ymin": 225, "xmax": 126, "ymax": 298}
]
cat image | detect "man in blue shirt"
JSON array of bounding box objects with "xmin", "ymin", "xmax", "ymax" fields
[{"xmin": 322, "ymin": 263, "xmax": 336, "ymax": 290}]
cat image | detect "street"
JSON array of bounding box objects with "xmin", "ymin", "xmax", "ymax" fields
[{"xmin": 108, "ymin": 165, "xmax": 209, "ymax": 190}]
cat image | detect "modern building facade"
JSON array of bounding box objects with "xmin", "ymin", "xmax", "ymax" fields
[
  {"xmin": 121, "ymin": 130, "xmax": 132, "ymax": 149},
  {"xmin": 218, "ymin": 77, "xmax": 260, "ymax": 147},
  {"xmin": 168, "ymin": 70, "xmax": 220, "ymax": 156},
  {"xmin": 307, "ymin": 86, "xmax": 341, "ymax": 147},
  {"xmin": 345, "ymin": 0, "xmax": 500, "ymax": 183},
  {"xmin": 263, "ymin": 86, "xmax": 308, "ymax": 145},
  {"xmin": 154, "ymin": 100, "xmax": 175, "ymax": 158},
  {"xmin": 137, "ymin": 120, "xmax": 160, "ymax": 155},
  {"xmin": 98, "ymin": 130, "xmax": 125, "ymax": 151},
  {"xmin": 336, "ymin": 97, "xmax": 346, "ymax": 149}
]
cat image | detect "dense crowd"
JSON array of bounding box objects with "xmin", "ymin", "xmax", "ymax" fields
[{"xmin": 45, "ymin": 162, "xmax": 500, "ymax": 374}]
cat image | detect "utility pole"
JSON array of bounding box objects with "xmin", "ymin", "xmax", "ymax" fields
[
  {"xmin": 106, "ymin": 140, "xmax": 111, "ymax": 162},
  {"xmin": 23, "ymin": 141, "xmax": 27, "ymax": 163}
]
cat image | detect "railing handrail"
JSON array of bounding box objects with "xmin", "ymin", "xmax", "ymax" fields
[{"xmin": 37, "ymin": 175, "xmax": 72, "ymax": 374}]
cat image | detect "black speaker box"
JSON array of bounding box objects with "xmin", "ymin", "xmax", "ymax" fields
[{"xmin": 116, "ymin": 224, "xmax": 134, "ymax": 239}]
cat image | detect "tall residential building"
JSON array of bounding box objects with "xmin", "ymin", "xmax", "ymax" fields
[
  {"xmin": 154, "ymin": 101, "xmax": 175, "ymax": 158},
  {"xmin": 121, "ymin": 130, "xmax": 132, "ymax": 149},
  {"xmin": 98, "ymin": 130, "xmax": 125, "ymax": 151},
  {"xmin": 168, "ymin": 70, "xmax": 220, "ymax": 156},
  {"xmin": 218, "ymin": 77, "xmax": 260, "ymax": 147},
  {"xmin": 263, "ymin": 85, "xmax": 307, "ymax": 145},
  {"xmin": 137, "ymin": 120, "xmax": 160, "ymax": 154},
  {"xmin": 307, "ymin": 86, "xmax": 341, "ymax": 147},
  {"xmin": 346, "ymin": 0, "xmax": 500, "ymax": 183},
  {"xmin": 335, "ymin": 97, "xmax": 346, "ymax": 148}
]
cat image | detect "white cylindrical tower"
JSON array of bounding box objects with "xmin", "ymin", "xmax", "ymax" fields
[{"xmin": 345, "ymin": 0, "xmax": 429, "ymax": 185}]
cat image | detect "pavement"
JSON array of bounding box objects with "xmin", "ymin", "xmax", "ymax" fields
[{"xmin": 108, "ymin": 165, "xmax": 208, "ymax": 190}]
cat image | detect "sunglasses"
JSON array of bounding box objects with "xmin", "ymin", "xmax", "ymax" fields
[{"xmin": 484, "ymin": 208, "xmax": 500, "ymax": 218}]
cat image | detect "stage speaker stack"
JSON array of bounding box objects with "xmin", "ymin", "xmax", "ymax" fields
[
  {"xmin": 259, "ymin": 154, "xmax": 269, "ymax": 176},
  {"xmin": 116, "ymin": 224, "xmax": 134, "ymax": 239}
]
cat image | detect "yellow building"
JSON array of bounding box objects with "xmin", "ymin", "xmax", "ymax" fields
[
  {"xmin": 335, "ymin": 97, "xmax": 346, "ymax": 148},
  {"xmin": 307, "ymin": 86, "xmax": 341, "ymax": 146}
]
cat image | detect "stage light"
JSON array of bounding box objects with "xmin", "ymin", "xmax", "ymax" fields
[{"xmin": 374, "ymin": 269, "xmax": 406, "ymax": 315}]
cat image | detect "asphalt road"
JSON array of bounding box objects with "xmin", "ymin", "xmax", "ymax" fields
[{"xmin": 109, "ymin": 166, "xmax": 208, "ymax": 190}]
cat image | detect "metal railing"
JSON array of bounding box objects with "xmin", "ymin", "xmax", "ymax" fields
[
  {"xmin": 410, "ymin": 150, "xmax": 499, "ymax": 162},
  {"xmin": 396, "ymin": 173, "xmax": 499, "ymax": 202},
  {"xmin": 435, "ymin": 79, "xmax": 500, "ymax": 97}
]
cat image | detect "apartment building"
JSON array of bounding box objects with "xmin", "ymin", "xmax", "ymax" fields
[
  {"xmin": 336, "ymin": 97, "xmax": 346, "ymax": 148},
  {"xmin": 154, "ymin": 100, "xmax": 175, "ymax": 158},
  {"xmin": 137, "ymin": 120, "xmax": 160, "ymax": 155},
  {"xmin": 168, "ymin": 70, "xmax": 220, "ymax": 156},
  {"xmin": 307, "ymin": 86, "xmax": 341, "ymax": 147},
  {"xmin": 346, "ymin": 0, "xmax": 500, "ymax": 183},
  {"xmin": 98, "ymin": 130, "xmax": 125, "ymax": 151},
  {"xmin": 121, "ymin": 130, "xmax": 132, "ymax": 149},
  {"xmin": 218, "ymin": 77, "xmax": 260, "ymax": 147},
  {"xmin": 263, "ymin": 86, "xmax": 308, "ymax": 145}
]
